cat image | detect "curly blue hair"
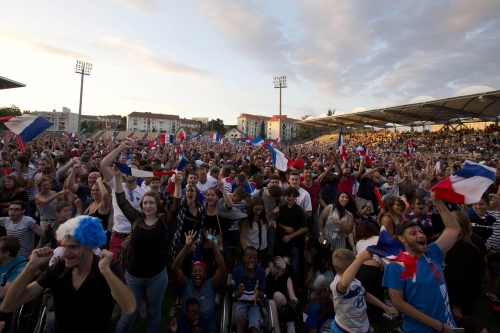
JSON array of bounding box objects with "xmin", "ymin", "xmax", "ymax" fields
[{"xmin": 57, "ymin": 216, "xmax": 106, "ymax": 248}]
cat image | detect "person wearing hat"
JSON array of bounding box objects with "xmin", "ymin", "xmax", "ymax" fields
[
  {"xmin": 0, "ymin": 216, "xmax": 136, "ymax": 333},
  {"xmin": 172, "ymin": 229, "xmax": 226, "ymax": 333},
  {"xmin": 382, "ymin": 191, "xmax": 461, "ymax": 333}
]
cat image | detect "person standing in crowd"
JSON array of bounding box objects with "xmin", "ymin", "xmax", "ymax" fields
[
  {"xmin": 0, "ymin": 216, "xmax": 136, "ymax": 333},
  {"xmin": 486, "ymin": 192, "xmax": 500, "ymax": 303},
  {"xmin": 383, "ymin": 191, "xmax": 461, "ymax": 333},
  {"xmin": 0, "ymin": 176, "xmax": 28, "ymax": 217},
  {"xmin": 377, "ymin": 196, "xmax": 406, "ymax": 237},
  {"xmin": 240, "ymin": 196, "xmax": 269, "ymax": 267},
  {"xmin": 101, "ymin": 141, "xmax": 147, "ymax": 259},
  {"xmin": 318, "ymin": 191, "xmax": 355, "ymax": 252},
  {"xmin": 34, "ymin": 177, "xmax": 68, "ymax": 231},
  {"xmin": 114, "ymin": 167, "xmax": 182, "ymax": 333},
  {"xmin": 0, "ymin": 201, "xmax": 44, "ymax": 259}
]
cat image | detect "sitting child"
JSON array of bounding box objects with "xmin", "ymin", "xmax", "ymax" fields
[
  {"xmin": 232, "ymin": 246, "xmax": 266, "ymax": 333},
  {"xmin": 330, "ymin": 249, "xmax": 397, "ymax": 333},
  {"xmin": 170, "ymin": 297, "xmax": 210, "ymax": 333}
]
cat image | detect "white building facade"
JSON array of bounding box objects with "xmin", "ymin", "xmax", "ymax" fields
[
  {"xmin": 127, "ymin": 112, "xmax": 180, "ymax": 134},
  {"xmin": 237, "ymin": 114, "xmax": 297, "ymax": 140},
  {"xmin": 30, "ymin": 109, "xmax": 79, "ymax": 133}
]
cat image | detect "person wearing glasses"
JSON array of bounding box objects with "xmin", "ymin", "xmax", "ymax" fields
[{"xmin": 0, "ymin": 201, "xmax": 44, "ymax": 259}]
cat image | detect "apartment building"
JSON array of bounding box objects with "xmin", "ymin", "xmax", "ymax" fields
[
  {"xmin": 127, "ymin": 112, "xmax": 180, "ymax": 133},
  {"xmin": 81, "ymin": 115, "xmax": 122, "ymax": 129},
  {"xmin": 30, "ymin": 108, "xmax": 79, "ymax": 133},
  {"xmin": 180, "ymin": 118, "xmax": 201, "ymax": 130},
  {"xmin": 237, "ymin": 114, "xmax": 298, "ymax": 140}
]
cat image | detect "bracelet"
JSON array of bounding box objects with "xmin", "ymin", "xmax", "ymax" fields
[{"xmin": 439, "ymin": 322, "xmax": 444, "ymax": 333}]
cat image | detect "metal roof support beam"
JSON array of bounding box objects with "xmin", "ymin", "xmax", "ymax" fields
[{"xmin": 424, "ymin": 105, "xmax": 497, "ymax": 122}]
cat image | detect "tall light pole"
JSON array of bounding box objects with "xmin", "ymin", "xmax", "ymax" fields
[
  {"xmin": 273, "ymin": 76, "xmax": 287, "ymax": 140},
  {"xmin": 75, "ymin": 60, "xmax": 92, "ymax": 134}
]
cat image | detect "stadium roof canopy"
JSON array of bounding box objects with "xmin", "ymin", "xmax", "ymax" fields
[
  {"xmin": 296, "ymin": 89, "xmax": 500, "ymax": 129},
  {"xmin": 0, "ymin": 76, "xmax": 26, "ymax": 90}
]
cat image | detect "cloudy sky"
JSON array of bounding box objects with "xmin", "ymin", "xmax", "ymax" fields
[{"xmin": 1, "ymin": 0, "xmax": 499, "ymax": 124}]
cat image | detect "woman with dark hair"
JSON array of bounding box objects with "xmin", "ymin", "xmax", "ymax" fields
[
  {"xmin": 318, "ymin": 190, "xmax": 355, "ymax": 251},
  {"xmin": 464, "ymin": 193, "xmax": 495, "ymax": 243},
  {"xmin": 303, "ymin": 250, "xmax": 334, "ymax": 298},
  {"xmin": 240, "ymin": 196, "xmax": 269, "ymax": 267},
  {"xmin": 445, "ymin": 211, "xmax": 487, "ymax": 320},
  {"xmin": 113, "ymin": 166, "xmax": 183, "ymax": 333},
  {"xmin": 377, "ymin": 196, "xmax": 406, "ymax": 237},
  {"xmin": 0, "ymin": 176, "xmax": 28, "ymax": 216},
  {"xmin": 354, "ymin": 222, "xmax": 384, "ymax": 321}
]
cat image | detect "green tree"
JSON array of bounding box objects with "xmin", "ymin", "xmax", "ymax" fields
[
  {"xmin": 259, "ymin": 121, "xmax": 265, "ymax": 139},
  {"xmin": 327, "ymin": 108, "xmax": 335, "ymax": 116},
  {"xmin": 205, "ymin": 118, "xmax": 226, "ymax": 135},
  {"xmin": 0, "ymin": 105, "xmax": 22, "ymax": 130},
  {"xmin": 294, "ymin": 115, "xmax": 316, "ymax": 139},
  {"xmin": 116, "ymin": 116, "xmax": 127, "ymax": 130}
]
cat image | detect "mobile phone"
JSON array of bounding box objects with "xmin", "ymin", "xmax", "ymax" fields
[{"xmin": 206, "ymin": 233, "xmax": 218, "ymax": 245}]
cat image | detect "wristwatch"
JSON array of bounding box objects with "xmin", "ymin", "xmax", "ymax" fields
[{"xmin": 319, "ymin": 232, "xmax": 323, "ymax": 236}]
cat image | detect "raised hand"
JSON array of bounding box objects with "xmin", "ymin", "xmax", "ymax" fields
[
  {"xmin": 98, "ymin": 250, "xmax": 113, "ymax": 272},
  {"xmin": 184, "ymin": 230, "xmax": 197, "ymax": 247},
  {"xmin": 29, "ymin": 247, "xmax": 54, "ymax": 268}
]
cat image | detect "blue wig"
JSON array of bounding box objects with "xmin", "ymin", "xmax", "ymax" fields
[{"xmin": 56, "ymin": 216, "xmax": 107, "ymax": 248}]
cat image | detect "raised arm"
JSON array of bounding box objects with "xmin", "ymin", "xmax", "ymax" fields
[
  {"xmin": 101, "ymin": 141, "xmax": 132, "ymax": 182},
  {"xmin": 337, "ymin": 250, "xmax": 371, "ymax": 293},
  {"xmin": 433, "ymin": 191, "xmax": 460, "ymax": 254},
  {"xmin": 209, "ymin": 230, "xmax": 226, "ymax": 289},
  {"xmin": 96, "ymin": 178, "xmax": 111, "ymax": 214},
  {"xmin": 171, "ymin": 230, "xmax": 197, "ymax": 287}
]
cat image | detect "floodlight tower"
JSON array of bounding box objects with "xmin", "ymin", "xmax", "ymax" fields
[{"xmin": 75, "ymin": 60, "xmax": 93, "ymax": 133}]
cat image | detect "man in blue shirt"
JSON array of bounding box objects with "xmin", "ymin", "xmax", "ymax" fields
[
  {"xmin": 232, "ymin": 246, "xmax": 266, "ymax": 333},
  {"xmin": 0, "ymin": 236, "xmax": 28, "ymax": 300},
  {"xmin": 382, "ymin": 192, "xmax": 460, "ymax": 333}
]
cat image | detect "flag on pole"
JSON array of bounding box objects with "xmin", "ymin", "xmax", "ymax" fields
[
  {"xmin": 265, "ymin": 144, "xmax": 305, "ymax": 171},
  {"xmin": 169, "ymin": 135, "xmax": 174, "ymax": 144},
  {"xmin": 0, "ymin": 115, "xmax": 53, "ymax": 142},
  {"xmin": 275, "ymin": 138, "xmax": 280, "ymax": 144},
  {"xmin": 190, "ymin": 133, "xmax": 201, "ymax": 141},
  {"xmin": 177, "ymin": 132, "xmax": 185, "ymax": 142},
  {"xmin": 160, "ymin": 134, "xmax": 166, "ymax": 143},
  {"xmin": 338, "ymin": 128, "xmax": 348, "ymax": 160},
  {"xmin": 210, "ymin": 133, "xmax": 220, "ymax": 141},
  {"xmin": 111, "ymin": 131, "xmax": 118, "ymax": 140},
  {"xmin": 148, "ymin": 140, "xmax": 156, "ymax": 149},
  {"xmin": 355, "ymin": 146, "xmax": 372, "ymax": 167},
  {"xmin": 432, "ymin": 161, "xmax": 496, "ymax": 205}
]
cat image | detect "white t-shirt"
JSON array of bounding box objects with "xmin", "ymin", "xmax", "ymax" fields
[
  {"xmin": 196, "ymin": 178, "xmax": 217, "ymax": 193},
  {"xmin": 331, "ymin": 275, "xmax": 369, "ymax": 333},
  {"xmin": 355, "ymin": 236, "xmax": 381, "ymax": 263},
  {"xmin": 107, "ymin": 178, "xmax": 146, "ymax": 234},
  {"xmin": 380, "ymin": 183, "xmax": 399, "ymax": 197},
  {"xmin": 296, "ymin": 187, "xmax": 312, "ymax": 213}
]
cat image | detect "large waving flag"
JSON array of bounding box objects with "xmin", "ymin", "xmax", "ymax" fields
[
  {"xmin": 337, "ymin": 128, "xmax": 348, "ymax": 160},
  {"xmin": 114, "ymin": 163, "xmax": 176, "ymax": 178},
  {"xmin": 0, "ymin": 115, "xmax": 53, "ymax": 142},
  {"xmin": 432, "ymin": 161, "xmax": 496, "ymax": 205},
  {"xmin": 177, "ymin": 132, "xmax": 185, "ymax": 142},
  {"xmin": 210, "ymin": 133, "xmax": 220, "ymax": 141},
  {"xmin": 355, "ymin": 146, "xmax": 372, "ymax": 167},
  {"xmin": 248, "ymin": 136, "xmax": 264, "ymax": 148},
  {"xmin": 190, "ymin": 133, "xmax": 201, "ymax": 141},
  {"xmin": 265, "ymin": 144, "xmax": 305, "ymax": 171}
]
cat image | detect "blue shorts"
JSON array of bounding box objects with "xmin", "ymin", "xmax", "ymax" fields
[
  {"xmin": 330, "ymin": 321, "xmax": 344, "ymax": 333},
  {"xmin": 235, "ymin": 302, "xmax": 262, "ymax": 330}
]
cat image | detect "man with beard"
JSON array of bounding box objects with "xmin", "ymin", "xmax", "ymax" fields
[
  {"xmin": 0, "ymin": 216, "xmax": 136, "ymax": 333},
  {"xmin": 101, "ymin": 141, "xmax": 146, "ymax": 259},
  {"xmin": 382, "ymin": 191, "xmax": 460, "ymax": 333}
]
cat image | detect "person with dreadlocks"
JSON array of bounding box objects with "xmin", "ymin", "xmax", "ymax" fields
[{"xmin": 0, "ymin": 216, "xmax": 136, "ymax": 333}]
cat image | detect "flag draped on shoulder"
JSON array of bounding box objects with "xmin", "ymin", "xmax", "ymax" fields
[{"xmin": 432, "ymin": 161, "xmax": 496, "ymax": 205}]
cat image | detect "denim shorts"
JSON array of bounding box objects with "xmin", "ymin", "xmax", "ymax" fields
[{"xmin": 235, "ymin": 302, "xmax": 262, "ymax": 330}]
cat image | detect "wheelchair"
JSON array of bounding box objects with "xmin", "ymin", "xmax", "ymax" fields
[
  {"xmin": 0, "ymin": 293, "xmax": 45, "ymax": 333},
  {"xmin": 220, "ymin": 294, "xmax": 274, "ymax": 333}
]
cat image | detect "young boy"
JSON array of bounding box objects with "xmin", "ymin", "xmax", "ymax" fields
[
  {"xmin": 331, "ymin": 249, "xmax": 397, "ymax": 333},
  {"xmin": 41, "ymin": 201, "xmax": 73, "ymax": 249},
  {"xmin": 170, "ymin": 297, "xmax": 210, "ymax": 333},
  {"xmin": 232, "ymin": 246, "xmax": 266, "ymax": 333},
  {"xmin": 380, "ymin": 175, "xmax": 399, "ymax": 198}
]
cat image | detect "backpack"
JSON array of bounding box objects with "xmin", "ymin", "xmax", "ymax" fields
[{"xmin": 118, "ymin": 218, "xmax": 141, "ymax": 268}]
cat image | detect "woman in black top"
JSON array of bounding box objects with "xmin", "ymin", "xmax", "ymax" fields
[
  {"xmin": 76, "ymin": 178, "xmax": 111, "ymax": 229},
  {"xmin": 444, "ymin": 211, "xmax": 487, "ymax": 321},
  {"xmin": 114, "ymin": 166, "xmax": 182, "ymax": 333}
]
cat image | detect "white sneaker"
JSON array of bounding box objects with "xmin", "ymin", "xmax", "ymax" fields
[
  {"xmin": 227, "ymin": 273, "xmax": 233, "ymax": 286},
  {"xmin": 286, "ymin": 322, "xmax": 295, "ymax": 333}
]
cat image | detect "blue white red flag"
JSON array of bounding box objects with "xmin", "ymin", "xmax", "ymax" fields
[
  {"xmin": 210, "ymin": 133, "xmax": 220, "ymax": 141},
  {"xmin": 265, "ymin": 144, "xmax": 304, "ymax": 171},
  {"xmin": 0, "ymin": 115, "xmax": 53, "ymax": 142},
  {"xmin": 432, "ymin": 161, "xmax": 496, "ymax": 205},
  {"xmin": 114, "ymin": 162, "xmax": 176, "ymax": 178},
  {"xmin": 247, "ymin": 136, "xmax": 264, "ymax": 148},
  {"xmin": 338, "ymin": 128, "xmax": 348, "ymax": 160},
  {"xmin": 190, "ymin": 133, "xmax": 201, "ymax": 141}
]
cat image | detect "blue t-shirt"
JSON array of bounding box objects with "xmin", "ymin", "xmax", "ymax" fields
[
  {"xmin": 0, "ymin": 255, "xmax": 27, "ymax": 285},
  {"xmin": 382, "ymin": 243, "xmax": 456, "ymax": 333},
  {"xmin": 232, "ymin": 265, "xmax": 266, "ymax": 301},
  {"xmin": 181, "ymin": 278, "xmax": 217, "ymax": 333},
  {"xmin": 304, "ymin": 301, "xmax": 335, "ymax": 332},
  {"xmin": 175, "ymin": 316, "xmax": 210, "ymax": 333}
]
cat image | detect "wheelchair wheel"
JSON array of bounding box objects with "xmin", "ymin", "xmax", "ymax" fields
[
  {"xmin": 11, "ymin": 294, "xmax": 44, "ymax": 333},
  {"xmin": 220, "ymin": 294, "xmax": 232, "ymax": 333},
  {"xmin": 33, "ymin": 306, "xmax": 47, "ymax": 333}
]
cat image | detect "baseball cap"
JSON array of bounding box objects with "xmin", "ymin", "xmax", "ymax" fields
[
  {"xmin": 191, "ymin": 261, "xmax": 207, "ymax": 272},
  {"xmin": 210, "ymin": 166, "xmax": 220, "ymax": 173},
  {"xmin": 395, "ymin": 221, "xmax": 418, "ymax": 236}
]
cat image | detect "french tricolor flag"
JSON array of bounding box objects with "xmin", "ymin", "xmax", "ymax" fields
[
  {"xmin": 275, "ymin": 138, "xmax": 280, "ymax": 144},
  {"xmin": 114, "ymin": 162, "xmax": 176, "ymax": 178},
  {"xmin": 190, "ymin": 133, "xmax": 201, "ymax": 141},
  {"xmin": 338, "ymin": 128, "xmax": 348, "ymax": 160},
  {"xmin": 177, "ymin": 132, "xmax": 185, "ymax": 143},
  {"xmin": 355, "ymin": 146, "xmax": 372, "ymax": 167},
  {"xmin": 0, "ymin": 115, "xmax": 53, "ymax": 142},
  {"xmin": 247, "ymin": 136, "xmax": 264, "ymax": 148},
  {"xmin": 265, "ymin": 144, "xmax": 304, "ymax": 171},
  {"xmin": 432, "ymin": 161, "xmax": 496, "ymax": 205},
  {"xmin": 210, "ymin": 133, "xmax": 220, "ymax": 141}
]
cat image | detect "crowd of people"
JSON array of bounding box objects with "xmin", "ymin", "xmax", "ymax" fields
[{"xmin": 0, "ymin": 124, "xmax": 497, "ymax": 333}]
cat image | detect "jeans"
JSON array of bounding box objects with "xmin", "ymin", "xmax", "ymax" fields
[
  {"xmin": 288, "ymin": 245, "xmax": 305, "ymax": 289},
  {"xmin": 116, "ymin": 268, "xmax": 168, "ymax": 333}
]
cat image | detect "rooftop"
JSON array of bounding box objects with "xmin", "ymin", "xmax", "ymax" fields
[{"xmin": 128, "ymin": 111, "xmax": 180, "ymax": 120}]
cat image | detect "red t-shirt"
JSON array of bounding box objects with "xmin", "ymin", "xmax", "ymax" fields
[{"xmin": 301, "ymin": 181, "xmax": 321, "ymax": 211}]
